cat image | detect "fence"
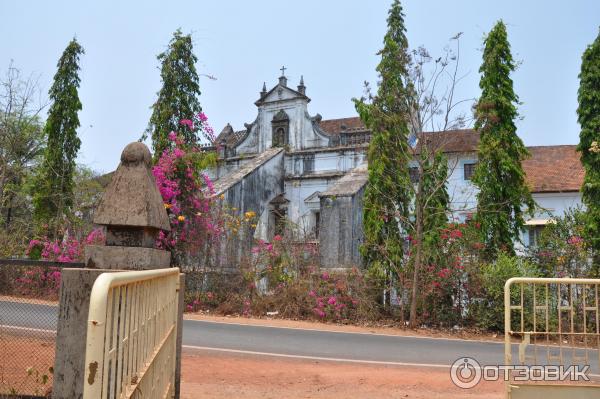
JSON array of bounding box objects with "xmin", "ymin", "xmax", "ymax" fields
[
  {"xmin": 0, "ymin": 259, "xmax": 84, "ymax": 398},
  {"xmin": 83, "ymin": 268, "xmax": 180, "ymax": 399},
  {"xmin": 504, "ymin": 277, "xmax": 600, "ymax": 398}
]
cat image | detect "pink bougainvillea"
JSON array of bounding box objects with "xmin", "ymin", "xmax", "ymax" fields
[
  {"xmin": 21, "ymin": 229, "xmax": 106, "ymax": 299},
  {"xmin": 27, "ymin": 228, "xmax": 105, "ymax": 263},
  {"xmin": 152, "ymin": 114, "xmax": 224, "ymax": 264}
]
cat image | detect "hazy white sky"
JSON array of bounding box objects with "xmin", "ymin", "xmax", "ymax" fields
[{"xmin": 1, "ymin": 0, "xmax": 598, "ymax": 172}]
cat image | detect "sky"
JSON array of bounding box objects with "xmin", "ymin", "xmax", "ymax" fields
[{"xmin": 0, "ymin": 0, "xmax": 598, "ymax": 173}]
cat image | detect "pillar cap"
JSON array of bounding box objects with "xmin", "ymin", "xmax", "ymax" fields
[{"xmin": 93, "ymin": 142, "xmax": 171, "ymax": 231}]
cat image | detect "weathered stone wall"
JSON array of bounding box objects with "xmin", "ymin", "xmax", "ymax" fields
[
  {"xmin": 318, "ymin": 164, "xmax": 368, "ymax": 268},
  {"xmin": 319, "ymin": 189, "xmax": 365, "ymax": 268},
  {"xmin": 212, "ymin": 147, "xmax": 285, "ymax": 267}
]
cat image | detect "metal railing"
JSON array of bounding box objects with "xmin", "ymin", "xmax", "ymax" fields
[
  {"xmin": 83, "ymin": 268, "xmax": 180, "ymax": 399},
  {"xmin": 504, "ymin": 277, "xmax": 600, "ymax": 398}
]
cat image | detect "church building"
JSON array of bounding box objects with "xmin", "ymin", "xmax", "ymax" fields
[{"xmin": 208, "ymin": 71, "xmax": 584, "ymax": 268}]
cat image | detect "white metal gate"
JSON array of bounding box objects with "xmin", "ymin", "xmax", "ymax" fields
[
  {"xmin": 504, "ymin": 277, "xmax": 600, "ymax": 398},
  {"xmin": 83, "ymin": 268, "xmax": 180, "ymax": 399}
]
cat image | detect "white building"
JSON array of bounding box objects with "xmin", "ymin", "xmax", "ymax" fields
[{"xmin": 210, "ymin": 73, "xmax": 584, "ymax": 267}]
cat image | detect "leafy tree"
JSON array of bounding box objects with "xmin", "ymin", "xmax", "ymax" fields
[
  {"xmin": 470, "ymin": 253, "xmax": 539, "ymax": 331},
  {"xmin": 421, "ymin": 151, "xmax": 450, "ymax": 263},
  {"xmin": 576, "ymin": 28, "xmax": 600, "ymax": 275},
  {"xmin": 353, "ymin": 0, "xmax": 412, "ymax": 283},
  {"xmin": 526, "ymin": 207, "xmax": 591, "ymax": 278},
  {"xmin": 396, "ymin": 38, "xmax": 466, "ymax": 328},
  {"xmin": 146, "ymin": 29, "xmax": 202, "ymax": 158},
  {"xmin": 0, "ymin": 63, "xmax": 46, "ymax": 232},
  {"xmin": 70, "ymin": 165, "xmax": 105, "ymax": 236},
  {"xmin": 472, "ymin": 21, "xmax": 534, "ymax": 259},
  {"xmin": 33, "ymin": 39, "xmax": 84, "ymax": 236}
]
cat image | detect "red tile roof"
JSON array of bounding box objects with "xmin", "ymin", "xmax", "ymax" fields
[
  {"xmin": 318, "ymin": 117, "xmax": 368, "ymax": 134},
  {"xmin": 318, "ymin": 117, "xmax": 583, "ymax": 193},
  {"xmin": 523, "ymin": 146, "xmax": 583, "ymax": 193}
]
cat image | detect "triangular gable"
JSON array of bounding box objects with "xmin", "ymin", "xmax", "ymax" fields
[{"xmin": 255, "ymin": 84, "xmax": 310, "ymax": 105}]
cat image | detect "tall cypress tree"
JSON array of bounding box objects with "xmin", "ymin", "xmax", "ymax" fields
[
  {"xmin": 147, "ymin": 29, "xmax": 202, "ymax": 158},
  {"xmin": 472, "ymin": 21, "xmax": 534, "ymax": 259},
  {"xmin": 576, "ymin": 28, "xmax": 600, "ymax": 275},
  {"xmin": 33, "ymin": 38, "xmax": 84, "ymax": 235},
  {"xmin": 353, "ymin": 0, "xmax": 412, "ymax": 276}
]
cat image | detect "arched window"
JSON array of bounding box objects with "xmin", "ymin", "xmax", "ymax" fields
[
  {"xmin": 273, "ymin": 127, "xmax": 285, "ymax": 147},
  {"xmin": 271, "ymin": 109, "xmax": 289, "ymax": 148}
]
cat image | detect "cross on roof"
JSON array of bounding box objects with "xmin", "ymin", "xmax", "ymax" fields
[{"xmin": 280, "ymin": 65, "xmax": 286, "ymax": 77}]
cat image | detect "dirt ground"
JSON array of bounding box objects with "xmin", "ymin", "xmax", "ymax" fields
[
  {"xmin": 0, "ymin": 333, "xmax": 54, "ymax": 396},
  {"xmin": 180, "ymin": 349, "xmax": 504, "ymax": 399}
]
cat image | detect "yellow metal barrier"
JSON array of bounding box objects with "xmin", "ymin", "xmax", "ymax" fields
[
  {"xmin": 504, "ymin": 277, "xmax": 600, "ymax": 399},
  {"xmin": 83, "ymin": 268, "xmax": 180, "ymax": 399}
]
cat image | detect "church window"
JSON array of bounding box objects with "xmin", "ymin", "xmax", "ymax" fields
[
  {"xmin": 274, "ymin": 208, "xmax": 287, "ymax": 236},
  {"xmin": 528, "ymin": 226, "xmax": 544, "ymax": 247},
  {"xmin": 463, "ymin": 162, "xmax": 477, "ymax": 181},
  {"xmin": 273, "ymin": 128, "xmax": 285, "ymax": 147}
]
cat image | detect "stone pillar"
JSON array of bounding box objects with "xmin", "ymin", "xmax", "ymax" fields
[
  {"xmin": 85, "ymin": 142, "xmax": 171, "ymax": 269},
  {"xmin": 52, "ymin": 142, "xmax": 184, "ymax": 398}
]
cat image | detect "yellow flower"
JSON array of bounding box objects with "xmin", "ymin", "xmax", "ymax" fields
[
  {"xmin": 251, "ymin": 224, "xmax": 257, "ymax": 228},
  {"xmin": 219, "ymin": 194, "xmax": 225, "ymax": 200},
  {"xmin": 244, "ymin": 211, "xmax": 256, "ymax": 219},
  {"xmin": 177, "ymin": 215, "xmax": 186, "ymax": 222},
  {"xmin": 164, "ymin": 203, "xmax": 171, "ymax": 209}
]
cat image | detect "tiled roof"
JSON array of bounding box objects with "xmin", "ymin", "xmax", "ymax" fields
[
  {"xmin": 320, "ymin": 163, "xmax": 368, "ymax": 197},
  {"xmin": 318, "ymin": 117, "xmax": 368, "ymax": 135},
  {"xmin": 216, "ymin": 123, "xmax": 247, "ymax": 146},
  {"xmin": 523, "ymin": 145, "xmax": 583, "ymax": 193},
  {"xmin": 415, "ymin": 129, "xmax": 480, "ymax": 153}
]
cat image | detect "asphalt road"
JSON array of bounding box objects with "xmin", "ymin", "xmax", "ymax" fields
[{"xmin": 1, "ymin": 299, "xmax": 598, "ymax": 372}]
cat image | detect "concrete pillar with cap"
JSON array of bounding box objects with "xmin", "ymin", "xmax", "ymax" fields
[{"xmin": 52, "ymin": 142, "xmax": 184, "ymax": 398}]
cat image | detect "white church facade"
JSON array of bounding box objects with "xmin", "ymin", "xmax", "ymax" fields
[{"xmin": 208, "ymin": 72, "xmax": 584, "ymax": 268}]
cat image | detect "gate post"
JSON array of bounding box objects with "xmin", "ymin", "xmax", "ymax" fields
[{"xmin": 52, "ymin": 142, "xmax": 184, "ymax": 398}]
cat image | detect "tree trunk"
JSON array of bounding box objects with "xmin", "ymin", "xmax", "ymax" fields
[{"xmin": 409, "ymin": 201, "xmax": 424, "ymax": 328}]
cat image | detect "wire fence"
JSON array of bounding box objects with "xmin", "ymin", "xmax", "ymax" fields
[{"xmin": 0, "ymin": 259, "xmax": 83, "ymax": 398}]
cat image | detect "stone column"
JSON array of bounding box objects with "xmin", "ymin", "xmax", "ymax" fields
[{"xmin": 52, "ymin": 142, "xmax": 184, "ymax": 398}]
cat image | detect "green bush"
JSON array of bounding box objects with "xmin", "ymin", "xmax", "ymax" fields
[{"xmin": 470, "ymin": 253, "xmax": 539, "ymax": 331}]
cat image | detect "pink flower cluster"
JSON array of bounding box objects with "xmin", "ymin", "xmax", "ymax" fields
[
  {"xmin": 13, "ymin": 266, "xmax": 62, "ymax": 299},
  {"xmin": 152, "ymin": 117, "xmax": 221, "ymax": 253},
  {"xmin": 251, "ymin": 239, "xmax": 275, "ymax": 255},
  {"xmin": 309, "ymin": 272, "xmax": 358, "ymax": 320},
  {"xmin": 27, "ymin": 229, "xmax": 105, "ymax": 263},
  {"xmin": 567, "ymin": 236, "xmax": 584, "ymax": 246}
]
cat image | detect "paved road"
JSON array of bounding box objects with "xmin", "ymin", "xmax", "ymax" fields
[
  {"xmin": 0, "ymin": 299, "xmax": 58, "ymax": 331},
  {"xmin": 1, "ymin": 299, "xmax": 598, "ymax": 372},
  {"xmin": 182, "ymin": 319, "xmax": 508, "ymax": 366}
]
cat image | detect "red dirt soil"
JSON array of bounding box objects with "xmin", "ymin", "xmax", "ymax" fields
[
  {"xmin": 0, "ymin": 333, "xmax": 54, "ymax": 396},
  {"xmin": 180, "ymin": 349, "xmax": 504, "ymax": 399}
]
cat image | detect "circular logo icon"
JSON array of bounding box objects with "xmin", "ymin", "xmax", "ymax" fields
[{"xmin": 450, "ymin": 357, "xmax": 482, "ymax": 389}]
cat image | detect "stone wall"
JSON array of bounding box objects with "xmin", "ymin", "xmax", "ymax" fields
[
  {"xmin": 318, "ymin": 164, "xmax": 367, "ymax": 268},
  {"xmin": 212, "ymin": 147, "xmax": 285, "ymax": 267}
]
